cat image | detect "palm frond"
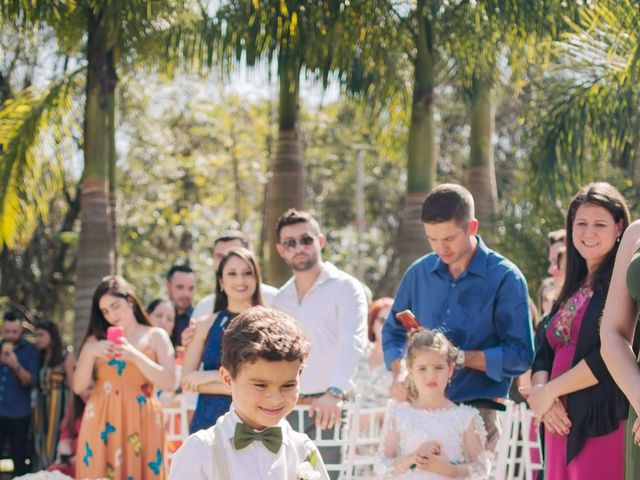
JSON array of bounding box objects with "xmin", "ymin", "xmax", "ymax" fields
[
  {"xmin": 528, "ymin": 0, "xmax": 640, "ymax": 198},
  {"xmin": 0, "ymin": 0, "xmax": 70, "ymax": 24},
  {"xmin": 0, "ymin": 68, "xmax": 85, "ymax": 249}
]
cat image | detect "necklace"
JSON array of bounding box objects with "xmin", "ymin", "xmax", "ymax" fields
[{"xmin": 553, "ymin": 286, "xmax": 593, "ymax": 345}]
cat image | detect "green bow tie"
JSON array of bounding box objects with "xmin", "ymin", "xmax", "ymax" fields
[{"xmin": 233, "ymin": 423, "xmax": 283, "ymax": 454}]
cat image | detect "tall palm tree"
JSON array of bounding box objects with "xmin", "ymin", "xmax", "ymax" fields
[
  {"xmin": 0, "ymin": 1, "xmax": 177, "ymax": 345},
  {"xmin": 178, "ymin": 0, "xmax": 369, "ymax": 285},
  {"xmin": 442, "ymin": 0, "xmax": 580, "ymax": 236},
  {"xmin": 396, "ymin": 0, "xmax": 437, "ymax": 273}
]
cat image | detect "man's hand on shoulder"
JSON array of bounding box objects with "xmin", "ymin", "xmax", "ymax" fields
[
  {"xmin": 390, "ymin": 372, "xmax": 410, "ymax": 402},
  {"xmin": 389, "ymin": 359, "xmax": 410, "ymax": 402}
]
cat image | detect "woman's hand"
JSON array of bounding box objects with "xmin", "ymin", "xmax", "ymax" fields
[
  {"xmin": 181, "ymin": 370, "xmax": 216, "ymax": 392},
  {"xmin": 180, "ymin": 320, "xmax": 196, "ymax": 347},
  {"xmin": 115, "ymin": 337, "xmax": 140, "ymax": 361},
  {"xmin": 90, "ymin": 340, "xmax": 115, "ymax": 360},
  {"xmin": 541, "ymin": 400, "xmax": 571, "ymax": 436},
  {"xmin": 527, "ymin": 383, "xmax": 557, "ymax": 418}
]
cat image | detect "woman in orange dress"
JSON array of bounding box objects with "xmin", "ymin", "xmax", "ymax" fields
[{"xmin": 73, "ymin": 275, "xmax": 175, "ymax": 479}]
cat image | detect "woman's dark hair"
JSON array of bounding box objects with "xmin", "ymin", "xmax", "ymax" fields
[
  {"xmin": 35, "ymin": 320, "xmax": 66, "ymax": 368},
  {"xmin": 82, "ymin": 275, "xmax": 150, "ymax": 345},
  {"xmin": 555, "ymin": 182, "xmax": 630, "ymax": 311},
  {"xmin": 213, "ymin": 247, "xmax": 264, "ymax": 313},
  {"xmin": 146, "ymin": 298, "xmax": 175, "ymax": 316}
]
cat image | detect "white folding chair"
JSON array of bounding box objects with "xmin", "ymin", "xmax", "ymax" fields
[
  {"xmin": 518, "ymin": 403, "xmax": 544, "ymax": 480},
  {"xmin": 493, "ymin": 400, "xmax": 522, "ymax": 480},
  {"xmin": 289, "ymin": 396, "xmax": 361, "ymax": 479},
  {"xmin": 162, "ymin": 394, "xmax": 191, "ymax": 470},
  {"xmin": 494, "ymin": 401, "xmax": 546, "ymax": 480},
  {"xmin": 343, "ymin": 400, "xmax": 390, "ymax": 480}
]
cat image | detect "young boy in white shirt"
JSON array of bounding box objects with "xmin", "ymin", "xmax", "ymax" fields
[{"xmin": 169, "ymin": 306, "xmax": 329, "ymax": 479}]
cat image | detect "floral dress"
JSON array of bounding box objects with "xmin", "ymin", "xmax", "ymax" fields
[
  {"xmin": 544, "ymin": 286, "xmax": 623, "ymax": 479},
  {"xmin": 375, "ymin": 402, "xmax": 491, "ymax": 479},
  {"xmin": 76, "ymin": 349, "xmax": 165, "ymax": 479}
]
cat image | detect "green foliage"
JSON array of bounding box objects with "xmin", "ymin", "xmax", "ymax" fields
[
  {"xmin": 117, "ymin": 74, "xmax": 273, "ymax": 300},
  {"xmin": 0, "ymin": 70, "xmax": 84, "ymax": 248},
  {"xmin": 304, "ymin": 98, "xmax": 408, "ymax": 296},
  {"xmin": 527, "ymin": 0, "xmax": 640, "ymax": 199}
]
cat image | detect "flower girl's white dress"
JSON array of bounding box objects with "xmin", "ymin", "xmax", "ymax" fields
[{"xmin": 375, "ymin": 402, "xmax": 492, "ymax": 479}]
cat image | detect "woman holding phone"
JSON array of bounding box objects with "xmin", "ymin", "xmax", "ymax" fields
[{"xmin": 73, "ymin": 275, "xmax": 175, "ymax": 479}]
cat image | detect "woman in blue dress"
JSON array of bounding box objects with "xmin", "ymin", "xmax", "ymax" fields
[{"xmin": 181, "ymin": 247, "xmax": 264, "ymax": 432}]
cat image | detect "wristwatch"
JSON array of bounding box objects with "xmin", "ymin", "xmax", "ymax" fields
[
  {"xmin": 455, "ymin": 349, "xmax": 465, "ymax": 369},
  {"xmin": 326, "ymin": 386, "xmax": 347, "ymax": 400}
]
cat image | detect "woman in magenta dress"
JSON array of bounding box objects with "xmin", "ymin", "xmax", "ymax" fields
[{"xmin": 528, "ymin": 182, "xmax": 630, "ymax": 480}]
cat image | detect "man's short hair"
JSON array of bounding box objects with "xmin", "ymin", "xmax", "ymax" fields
[
  {"xmin": 214, "ymin": 230, "xmax": 250, "ymax": 249},
  {"xmin": 547, "ymin": 229, "xmax": 566, "ymax": 246},
  {"xmin": 221, "ymin": 306, "xmax": 310, "ymax": 378},
  {"xmin": 3, "ymin": 310, "xmax": 23, "ymax": 323},
  {"xmin": 275, "ymin": 209, "xmax": 321, "ymax": 239},
  {"xmin": 166, "ymin": 264, "xmax": 194, "ymax": 281},
  {"xmin": 421, "ymin": 183, "xmax": 475, "ymax": 225}
]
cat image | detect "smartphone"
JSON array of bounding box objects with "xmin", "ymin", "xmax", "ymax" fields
[
  {"xmin": 396, "ymin": 310, "xmax": 421, "ymax": 331},
  {"xmin": 106, "ymin": 326, "xmax": 124, "ymax": 344}
]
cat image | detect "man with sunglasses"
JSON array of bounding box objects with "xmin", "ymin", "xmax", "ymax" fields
[{"xmin": 272, "ymin": 209, "xmax": 367, "ymax": 478}]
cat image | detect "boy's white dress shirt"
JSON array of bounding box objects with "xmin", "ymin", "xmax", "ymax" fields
[{"xmin": 169, "ymin": 405, "xmax": 329, "ymax": 479}]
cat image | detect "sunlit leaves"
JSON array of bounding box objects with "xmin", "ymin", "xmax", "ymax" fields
[
  {"xmin": 0, "ymin": 69, "xmax": 84, "ymax": 249},
  {"xmin": 527, "ymin": 0, "xmax": 640, "ymax": 199}
]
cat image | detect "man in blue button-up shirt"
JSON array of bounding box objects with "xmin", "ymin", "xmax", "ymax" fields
[
  {"xmin": 0, "ymin": 310, "xmax": 38, "ymax": 476},
  {"xmin": 382, "ymin": 183, "xmax": 534, "ymax": 450}
]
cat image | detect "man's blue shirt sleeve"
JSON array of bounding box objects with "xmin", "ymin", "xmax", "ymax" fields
[{"xmin": 484, "ymin": 271, "xmax": 534, "ymax": 381}]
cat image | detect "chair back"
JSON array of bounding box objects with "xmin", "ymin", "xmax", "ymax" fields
[{"xmin": 289, "ymin": 396, "xmax": 362, "ymax": 479}]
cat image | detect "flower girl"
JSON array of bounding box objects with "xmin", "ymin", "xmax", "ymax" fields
[{"xmin": 376, "ymin": 328, "xmax": 492, "ymax": 479}]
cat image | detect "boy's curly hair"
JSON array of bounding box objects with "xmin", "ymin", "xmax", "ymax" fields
[{"xmin": 221, "ymin": 306, "xmax": 310, "ymax": 378}]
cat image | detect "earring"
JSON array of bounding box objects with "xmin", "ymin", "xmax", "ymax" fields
[
  {"xmin": 220, "ymin": 287, "xmax": 224, "ymax": 293},
  {"xmin": 617, "ymin": 236, "xmax": 621, "ymax": 243}
]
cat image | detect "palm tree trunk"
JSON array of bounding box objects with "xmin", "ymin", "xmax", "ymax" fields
[
  {"xmin": 397, "ymin": 0, "xmax": 437, "ymax": 274},
  {"xmin": 107, "ymin": 49, "xmax": 119, "ymax": 273},
  {"xmin": 265, "ymin": 64, "xmax": 305, "ymax": 287},
  {"xmin": 73, "ymin": 12, "xmax": 116, "ymax": 349},
  {"xmin": 465, "ymin": 74, "xmax": 498, "ymax": 237}
]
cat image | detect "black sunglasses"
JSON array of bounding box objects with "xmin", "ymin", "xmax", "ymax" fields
[{"xmin": 281, "ymin": 235, "xmax": 315, "ymax": 250}]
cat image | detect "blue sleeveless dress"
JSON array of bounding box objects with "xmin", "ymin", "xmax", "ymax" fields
[
  {"xmin": 189, "ymin": 311, "xmax": 234, "ymax": 433},
  {"xmin": 624, "ymin": 249, "xmax": 640, "ymax": 479}
]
